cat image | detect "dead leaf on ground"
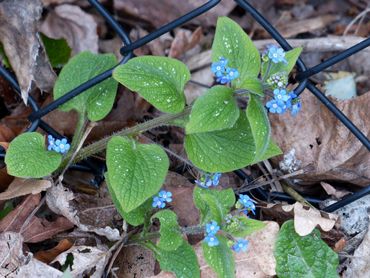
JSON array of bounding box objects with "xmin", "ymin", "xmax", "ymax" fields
[
  {"xmin": 0, "ymin": 193, "xmax": 74, "ymax": 243},
  {"xmin": 114, "ymin": 0, "xmax": 236, "ymax": 28},
  {"xmin": 343, "ymin": 224, "xmax": 370, "ymax": 277},
  {"xmin": 46, "ymin": 184, "xmax": 121, "ymax": 241},
  {"xmin": 0, "ymin": 0, "xmax": 56, "ymax": 104},
  {"xmin": 169, "ymin": 27, "xmax": 203, "ymax": 59},
  {"xmin": 114, "ymin": 244, "xmax": 156, "ymax": 278},
  {"xmin": 0, "ymin": 123, "xmax": 16, "ymax": 143},
  {"xmin": 271, "ymin": 90, "xmax": 370, "ymax": 186},
  {"xmin": 320, "ymin": 182, "xmax": 351, "ymax": 200},
  {"xmin": 151, "ymin": 221, "xmax": 279, "ymax": 278},
  {"xmin": 0, "ymin": 232, "xmax": 28, "ymax": 276},
  {"xmin": 0, "ymin": 167, "xmax": 14, "ymax": 192},
  {"xmin": 0, "ymin": 178, "xmax": 51, "ymax": 200},
  {"xmin": 40, "ymin": 4, "xmax": 99, "ymax": 55},
  {"xmin": 35, "ymin": 239, "xmax": 74, "ymax": 264},
  {"xmin": 52, "ymin": 245, "xmax": 109, "ymax": 278},
  {"xmin": 16, "ymin": 256, "xmax": 63, "ymax": 278},
  {"xmin": 281, "ymin": 202, "xmax": 338, "ymax": 236}
]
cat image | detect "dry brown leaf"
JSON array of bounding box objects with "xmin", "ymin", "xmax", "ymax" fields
[
  {"xmin": 46, "ymin": 184, "xmax": 120, "ymax": 241},
  {"xmin": 271, "ymin": 90, "xmax": 370, "ymax": 186},
  {"xmin": 16, "ymin": 257, "xmax": 63, "ymax": 278},
  {"xmin": 169, "ymin": 27, "xmax": 203, "ymax": 59},
  {"xmin": 52, "ymin": 245, "xmax": 109, "ymax": 278},
  {"xmin": 343, "ymin": 225, "xmax": 370, "ymax": 277},
  {"xmin": 0, "ymin": 193, "xmax": 74, "ymax": 243},
  {"xmin": 40, "ymin": 4, "xmax": 98, "ymax": 55},
  {"xmin": 151, "ymin": 221, "xmax": 279, "ymax": 278},
  {"xmin": 0, "ymin": 167, "xmax": 14, "ymax": 192},
  {"xmin": 282, "ymin": 202, "xmax": 337, "ymax": 236},
  {"xmin": 0, "ymin": 232, "xmax": 28, "ymax": 276},
  {"xmin": 34, "ymin": 239, "xmax": 73, "ymax": 264},
  {"xmin": 114, "ymin": 0, "xmax": 235, "ymax": 28},
  {"xmin": 320, "ymin": 182, "xmax": 350, "ymax": 199},
  {"xmin": 0, "ymin": 0, "xmax": 56, "ymax": 104},
  {"xmin": 114, "ymin": 245, "xmax": 156, "ymax": 278},
  {"xmin": 0, "ymin": 123, "xmax": 15, "ymax": 143},
  {"xmin": 0, "ymin": 178, "xmax": 51, "ymax": 200}
]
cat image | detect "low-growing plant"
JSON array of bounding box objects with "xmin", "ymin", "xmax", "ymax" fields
[{"xmin": 4, "ymin": 16, "xmax": 339, "ymax": 277}]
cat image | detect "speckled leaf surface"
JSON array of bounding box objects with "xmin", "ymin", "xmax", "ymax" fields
[
  {"xmin": 251, "ymin": 139, "xmax": 282, "ymax": 164},
  {"xmin": 185, "ymin": 113, "xmax": 256, "ymax": 173},
  {"xmin": 113, "ymin": 56, "xmax": 190, "ymax": 113},
  {"xmin": 275, "ymin": 220, "xmax": 339, "ymax": 278},
  {"xmin": 224, "ymin": 216, "xmax": 266, "ymax": 237},
  {"xmin": 212, "ymin": 16, "xmax": 260, "ymax": 88},
  {"xmin": 54, "ymin": 51, "xmax": 118, "ymax": 121},
  {"xmin": 202, "ymin": 235, "xmax": 235, "ymax": 278},
  {"xmin": 5, "ymin": 132, "xmax": 61, "ymax": 178},
  {"xmin": 156, "ymin": 241, "xmax": 200, "ymax": 278},
  {"xmin": 246, "ymin": 94, "xmax": 271, "ymax": 161},
  {"xmin": 193, "ymin": 187, "xmax": 235, "ymax": 224},
  {"xmin": 151, "ymin": 210, "xmax": 183, "ymax": 251},
  {"xmin": 106, "ymin": 136, "xmax": 169, "ymax": 212},
  {"xmin": 186, "ymin": 86, "xmax": 239, "ymax": 134}
]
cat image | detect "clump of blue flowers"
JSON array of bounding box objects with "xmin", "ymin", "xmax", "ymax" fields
[
  {"xmin": 204, "ymin": 220, "xmax": 220, "ymax": 247},
  {"xmin": 152, "ymin": 190, "xmax": 172, "ymax": 209},
  {"xmin": 211, "ymin": 57, "xmax": 239, "ymax": 84},
  {"xmin": 195, "ymin": 172, "xmax": 221, "ymax": 188},
  {"xmin": 231, "ymin": 238, "xmax": 249, "ymax": 253},
  {"xmin": 236, "ymin": 194, "xmax": 256, "ymax": 215},
  {"xmin": 266, "ymin": 89, "xmax": 301, "ymax": 116},
  {"xmin": 47, "ymin": 135, "xmax": 71, "ymax": 154}
]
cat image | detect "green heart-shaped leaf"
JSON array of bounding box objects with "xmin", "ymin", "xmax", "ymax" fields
[
  {"xmin": 54, "ymin": 51, "xmax": 118, "ymax": 122},
  {"xmin": 186, "ymin": 86, "xmax": 239, "ymax": 134},
  {"xmin": 113, "ymin": 56, "xmax": 190, "ymax": 113},
  {"xmin": 5, "ymin": 132, "xmax": 62, "ymax": 178},
  {"xmin": 106, "ymin": 136, "xmax": 169, "ymax": 212}
]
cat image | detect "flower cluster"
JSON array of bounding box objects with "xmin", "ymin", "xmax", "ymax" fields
[
  {"xmin": 211, "ymin": 57, "xmax": 239, "ymax": 84},
  {"xmin": 266, "ymin": 89, "xmax": 301, "ymax": 116},
  {"xmin": 204, "ymin": 220, "xmax": 220, "ymax": 247},
  {"xmin": 266, "ymin": 45, "xmax": 287, "ymax": 64},
  {"xmin": 47, "ymin": 135, "xmax": 70, "ymax": 154},
  {"xmin": 267, "ymin": 72, "xmax": 288, "ymax": 89},
  {"xmin": 195, "ymin": 172, "xmax": 221, "ymax": 188},
  {"xmin": 152, "ymin": 190, "xmax": 172, "ymax": 209},
  {"xmin": 236, "ymin": 194, "xmax": 256, "ymax": 215}
]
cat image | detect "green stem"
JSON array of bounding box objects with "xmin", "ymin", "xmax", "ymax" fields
[
  {"xmin": 67, "ymin": 106, "xmax": 192, "ymax": 164},
  {"xmin": 262, "ymin": 60, "xmax": 272, "ymax": 83},
  {"xmin": 70, "ymin": 113, "xmax": 87, "ymax": 152}
]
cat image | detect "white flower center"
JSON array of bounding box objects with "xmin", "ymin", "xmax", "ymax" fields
[
  {"xmin": 273, "ymin": 53, "xmax": 278, "ymax": 58},
  {"xmin": 272, "ymin": 104, "xmax": 278, "ymax": 108},
  {"xmin": 60, "ymin": 144, "xmax": 64, "ymax": 149}
]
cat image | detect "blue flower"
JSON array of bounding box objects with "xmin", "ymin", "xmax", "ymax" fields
[
  {"xmin": 238, "ymin": 194, "xmax": 256, "ymax": 215},
  {"xmin": 291, "ymin": 101, "xmax": 301, "ymax": 117},
  {"xmin": 206, "ymin": 220, "xmax": 220, "ymax": 235},
  {"xmin": 204, "ymin": 234, "xmax": 219, "ymax": 247},
  {"xmin": 226, "ymin": 67, "xmax": 239, "ymax": 81},
  {"xmin": 47, "ymin": 135, "xmax": 55, "ymax": 151},
  {"xmin": 232, "ymin": 239, "xmax": 249, "ymax": 252},
  {"xmin": 266, "ymin": 99, "xmax": 285, "ymax": 114},
  {"xmin": 267, "ymin": 45, "xmax": 287, "ymax": 64},
  {"xmin": 211, "ymin": 173, "xmax": 221, "ymax": 186},
  {"xmin": 211, "ymin": 57, "xmax": 228, "ymax": 77},
  {"xmin": 216, "ymin": 75, "xmax": 231, "ymax": 84},
  {"xmin": 152, "ymin": 196, "xmax": 166, "ymax": 209},
  {"xmin": 158, "ymin": 190, "xmax": 172, "ymax": 202},
  {"xmin": 53, "ymin": 138, "xmax": 70, "ymax": 154},
  {"xmin": 273, "ymin": 89, "xmax": 290, "ymax": 102}
]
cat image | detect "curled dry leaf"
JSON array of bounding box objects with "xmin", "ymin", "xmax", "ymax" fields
[
  {"xmin": 0, "ymin": 178, "xmax": 51, "ymax": 200},
  {"xmin": 52, "ymin": 245, "xmax": 109, "ymax": 278},
  {"xmin": 320, "ymin": 181, "xmax": 350, "ymax": 200},
  {"xmin": 168, "ymin": 27, "xmax": 203, "ymax": 59},
  {"xmin": 46, "ymin": 183, "xmax": 120, "ymax": 241},
  {"xmin": 40, "ymin": 4, "xmax": 99, "ymax": 54},
  {"xmin": 282, "ymin": 202, "xmax": 337, "ymax": 236},
  {"xmin": 34, "ymin": 239, "xmax": 74, "ymax": 264},
  {"xmin": 114, "ymin": 0, "xmax": 236, "ymax": 28},
  {"xmin": 271, "ymin": 90, "xmax": 370, "ymax": 186},
  {"xmin": 0, "ymin": 193, "xmax": 74, "ymax": 243},
  {"xmin": 150, "ymin": 221, "xmax": 279, "ymax": 278},
  {"xmin": 343, "ymin": 226, "xmax": 370, "ymax": 278},
  {"xmin": 0, "ymin": 0, "xmax": 56, "ymax": 104}
]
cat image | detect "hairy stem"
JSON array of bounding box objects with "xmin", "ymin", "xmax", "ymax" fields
[{"xmin": 68, "ymin": 106, "xmax": 192, "ymax": 164}]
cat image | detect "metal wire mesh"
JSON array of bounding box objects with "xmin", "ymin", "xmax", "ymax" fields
[{"xmin": 0, "ymin": 0, "xmax": 369, "ymax": 212}]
